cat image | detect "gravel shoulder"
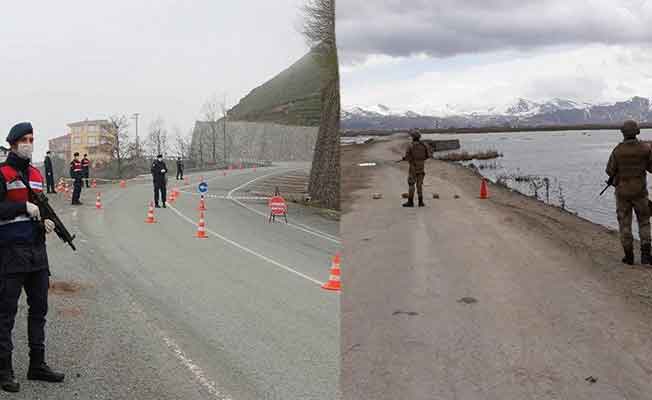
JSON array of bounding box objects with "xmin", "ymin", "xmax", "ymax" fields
[{"xmin": 342, "ymin": 136, "xmax": 652, "ymax": 400}]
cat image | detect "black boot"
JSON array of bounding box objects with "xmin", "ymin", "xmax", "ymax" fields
[
  {"xmin": 622, "ymin": 247, "xmax": 634, "ymax": 265},
  {"xmin": 418, "ymin": 197, "xmax": 425, "ymax": 207},
  {"xmin": 27, "ymin": 350, "xmax": 64, "ymax": 383},
  {"xmin": 402, "ymin": 200, "xmax": 414, "ymax": 207},
  {"xmin": 0, "ymin": 355, "xmax": 19, "ymax": 392},
  {"xmin": 641, "ymin": 244, "xmax": 652, "ymax": 265}
]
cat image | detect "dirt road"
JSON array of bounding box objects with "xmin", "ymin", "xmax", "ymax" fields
[{"xmin": 342, "ymin": 136, "xmax": 652, "ymax": 400}]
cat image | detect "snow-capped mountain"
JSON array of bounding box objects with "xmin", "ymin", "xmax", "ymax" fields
[{"xmin": 341, "ymin": 97, "xmax": 652, "ymax": 130}]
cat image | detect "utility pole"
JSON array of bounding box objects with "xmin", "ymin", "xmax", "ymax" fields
[{"xmin": 132, "ymin": 113, "xmax": 140, "ymax": 158}]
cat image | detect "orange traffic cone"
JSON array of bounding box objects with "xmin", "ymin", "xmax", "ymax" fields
[
  {"xmin": 168, "ymin": 190, "xmax": 176, "ymax": 203},
  {"xmin": 120, "ymin": 180, "xmax": 126, "ymax": 188},
  {"xmin": 196, "ymin": 211, "xmax": 208, "ymax": 238},
  {"xmin": 95, "ymin": 192, "xmax": 102, "ymax": 209},
  {"xmin": 198, "ymin": 195, "xmax": 207, "ymax": 211},
  {"xmin": 145, "ymin": 201, "xmax": 156, "ymax": 223},
  {"xmin": 480, "ymin": 178, "xmax": 489, "ymax": 199},
  {"xmin": 322, "ymin": 253, "xmax": 341, "ymax": 291},
  {"xmin": 91, "ymin": 178, "xmax": 97, "ymax": 188}
]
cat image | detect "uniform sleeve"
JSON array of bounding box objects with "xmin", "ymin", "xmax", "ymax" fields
[
  {"xmin": 69, "ymin": 162, "xmax": 74, "ymax": 178},
  {"xmin": 403, "ymin": 146, "xmax": 412, "ymax": 162},
  {"xmin": 606, "ymin": 150, "xmax": 617, "ymax": 177},
  {"xmin": 647, "ymin": 147, "xmax": 652, "ymax": 174},
  {"xmin": 0, "ymin": 173, "xmax": 27, "ymax": 221},
  {"xmin": 151, "ymin": 162, "xmax": 156, "ymax": 175}
]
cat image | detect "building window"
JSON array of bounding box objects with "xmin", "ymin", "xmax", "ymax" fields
[
  {"xmin": 73, "ymin": 136, "xmax": 81, "ymax": 144},
  {"xmin": 87, "ymin": 136, "xmax": 97, "ymax": 146}
]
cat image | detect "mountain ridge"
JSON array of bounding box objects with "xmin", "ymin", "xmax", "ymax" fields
[{"xmin": 342, "ymin": 96, "xmax": 652, "ymax": 130}]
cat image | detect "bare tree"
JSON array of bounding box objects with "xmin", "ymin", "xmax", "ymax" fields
[
  {"xmin": 103, "ymin": 115, "xmax": 131, "ymax": 178},
  {"xmin": 147, "ymin": 117, "xmax": 168, "ymax": 157},
  {"xmin": 201, "ymin": 96, "xmax": 222, "ymax": 163},
  {"xmin": 173, "ymin": 127, "xmax": 192, "ymax": 159},
  {"xmin": 301, "ymin": 0, "xmax": 340, "ymax": 210},
  {"xmin": 219, "ymin": 96, "xmax": 232, "ymax": 163}
]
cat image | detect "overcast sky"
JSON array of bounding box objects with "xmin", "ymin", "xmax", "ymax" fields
[
  {"xmin": 1, "ymin": 0, "xmax": 309, "ymax": 160},
  {"xmin": 337, "ymin": 0, "xmax": 652, "ymax": 114}
]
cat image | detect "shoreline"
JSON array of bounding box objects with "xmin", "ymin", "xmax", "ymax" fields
[
  {"xmin": 342, "ymin": 124, "xmax": 652, "ymax": 137},
  {"xmin": 343, "ymin": 136, "xmax": 652, "ymax": 293},
  {"xmin": 342, "ymin": 136, "xmax": 652, "ymax": 399}
]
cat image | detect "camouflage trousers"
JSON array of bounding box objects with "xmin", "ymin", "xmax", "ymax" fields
[
  {"xmin": 616, "ymin": 195, "xmax": 651, "ymax": 250},
  {"xmin": 408, "ymin": 173, "xmax": 425, "ymax": 201}
]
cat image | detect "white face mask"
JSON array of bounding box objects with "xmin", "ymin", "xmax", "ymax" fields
[{"xmin": 16, "ymin": 143, "xmax": 33, "ymax": 159}]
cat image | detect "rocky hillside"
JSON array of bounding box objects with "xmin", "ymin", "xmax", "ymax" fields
[{"xmin": 227, "ymin": 48, "xmax": 321, "ymax": 127}]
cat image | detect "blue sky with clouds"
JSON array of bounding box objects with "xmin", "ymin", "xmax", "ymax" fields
[{"xmin": 337, "ymin": 0, "xmax": 652, "ymax": 114}]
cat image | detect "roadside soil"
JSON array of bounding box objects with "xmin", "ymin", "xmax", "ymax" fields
[{"xmin": 341, "ymin": 135, "xmax": 652, "ymax": 400}]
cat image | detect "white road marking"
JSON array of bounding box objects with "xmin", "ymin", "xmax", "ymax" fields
[
  {"xmin": 128, "ymin": 301, "xmax": 232, "ymax": 400},
  {"xmin": 168, "ymin": 204, "xmax": 325, "ymax": 286},
  {"xmin": 225, "ymin": 171, "xmax": 342, "ymax": 244},
  {"xmin": 161, "ymin": 335, "xmax": 231, "ymax": 400}
]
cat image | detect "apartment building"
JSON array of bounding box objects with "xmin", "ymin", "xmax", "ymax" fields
[
  {"xmin": 49, "ymin": 119, "xmax": 115, "ymax": 166},
  {"xmin": 48, "ymin": 134, "xmax": 71, "ymax": 162}
]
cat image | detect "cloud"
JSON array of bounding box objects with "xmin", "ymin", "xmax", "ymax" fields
[
  {"xmin": 337, "ymin": 0, "xmax": 652, "ymax": 62},
  {"xmin": 341, "ymin": 44, "xmax": 652, "ymax": 112},
  {"xmin": 0, "ymin": 0, "xmax": 309, "ymax": 160}
]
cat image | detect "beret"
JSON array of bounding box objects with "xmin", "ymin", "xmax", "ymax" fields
[{"xmin": 6, "ymin": 122, "xmax": 33, "ymax": 143}]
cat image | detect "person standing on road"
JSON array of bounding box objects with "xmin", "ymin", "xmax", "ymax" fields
[
  {"xmin": 43, "ymin": 151, "xmax": 56, "ymax": 194},
  {"xmin": 0, "ymin": 122, "xmax": 65, "ymax": 392},
  {"xmin": 401, "ymin": 129, "xmax": 432, "ymax": 207},
  {"xmin": 176, "ymin": 157, "xmax": 184, "ymax": 180},
  {"xmin": 81, "ymin": 154, "xmax": 90, "ymax": 188},
  {"xmin": 151, "ymin": 154, "xmax": 168, "ymax": 208},
  {"xmin": 606, "ymin": 120, "xmax": 652, "ymax": 266},
  {"xmin": 69, "ymin": 152, "xmax": 83, "ymax": 205}
]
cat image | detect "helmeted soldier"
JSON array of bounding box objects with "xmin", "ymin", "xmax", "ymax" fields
[
  {"xmin": 0, "ymin": 122, "xmax": 65, "ymax": 392},
  {"xmin": 401, "ymin": 129, "xmax": 432, "ymax": 207},
  {"xmin": 606, "ymin": 120, "xmax": 652, "ymax": 265}
]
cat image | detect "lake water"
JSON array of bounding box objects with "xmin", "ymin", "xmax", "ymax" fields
[{"xmin": 424, "ymin": 129, "xmax": 652, "ymax": 232}]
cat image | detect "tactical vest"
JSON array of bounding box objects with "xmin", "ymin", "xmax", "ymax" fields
[
  {"xmin": 71, "ymin": 159, "xmax": 82, "ymax": 172},
  {"xmin": 612, "ymin": 140, "xmax": 651, "ymax": 199},
  {"xmin": 409, "ymin": 142, "xmax": 430, "ymax": 175},
  {"xmin": 0, "ymin": 164, "xmax": 44, "ymax": 243}
]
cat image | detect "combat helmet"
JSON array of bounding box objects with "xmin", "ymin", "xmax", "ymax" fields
[
  {"xmin": 621, "ymin": 120, "xmax": 640, "ymax": 138},
  {"xmin": 408, "ymin": 128, "xmax": 421, "ymax": 141}
]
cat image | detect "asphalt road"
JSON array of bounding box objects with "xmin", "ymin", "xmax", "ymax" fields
[
  {"xmin": 342, "ymin": 138, "xmax": 652, "ymax": 400},
  {"xmin": 10, "ymin": 163, "xmax": 339, "ymax": 400}
]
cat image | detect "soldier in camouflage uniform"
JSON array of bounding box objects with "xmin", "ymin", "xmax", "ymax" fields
[
  {"xmin": 606, "ymin": 120, "xmax": 652, "ymax": 265},
  {"xmin": 401, "ymin": 129, "xmax": 432, "ymax": 207}
]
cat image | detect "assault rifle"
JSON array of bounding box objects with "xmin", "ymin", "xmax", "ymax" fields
[
  {"xmin": 599, "ymin": 176, "xmax": 615, "ymax": 196},
  {"xmin": 17, "ymin": 174, "xmax": 76, "ymax": 251},
  {"xmin": 600, "ymin": 175, "xmax": 652, "ymax": 210}
]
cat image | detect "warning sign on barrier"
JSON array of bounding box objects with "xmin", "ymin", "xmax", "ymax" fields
[{"xmin": 268, "ymin": 196, "xmax": 288, "ymax": 223}]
